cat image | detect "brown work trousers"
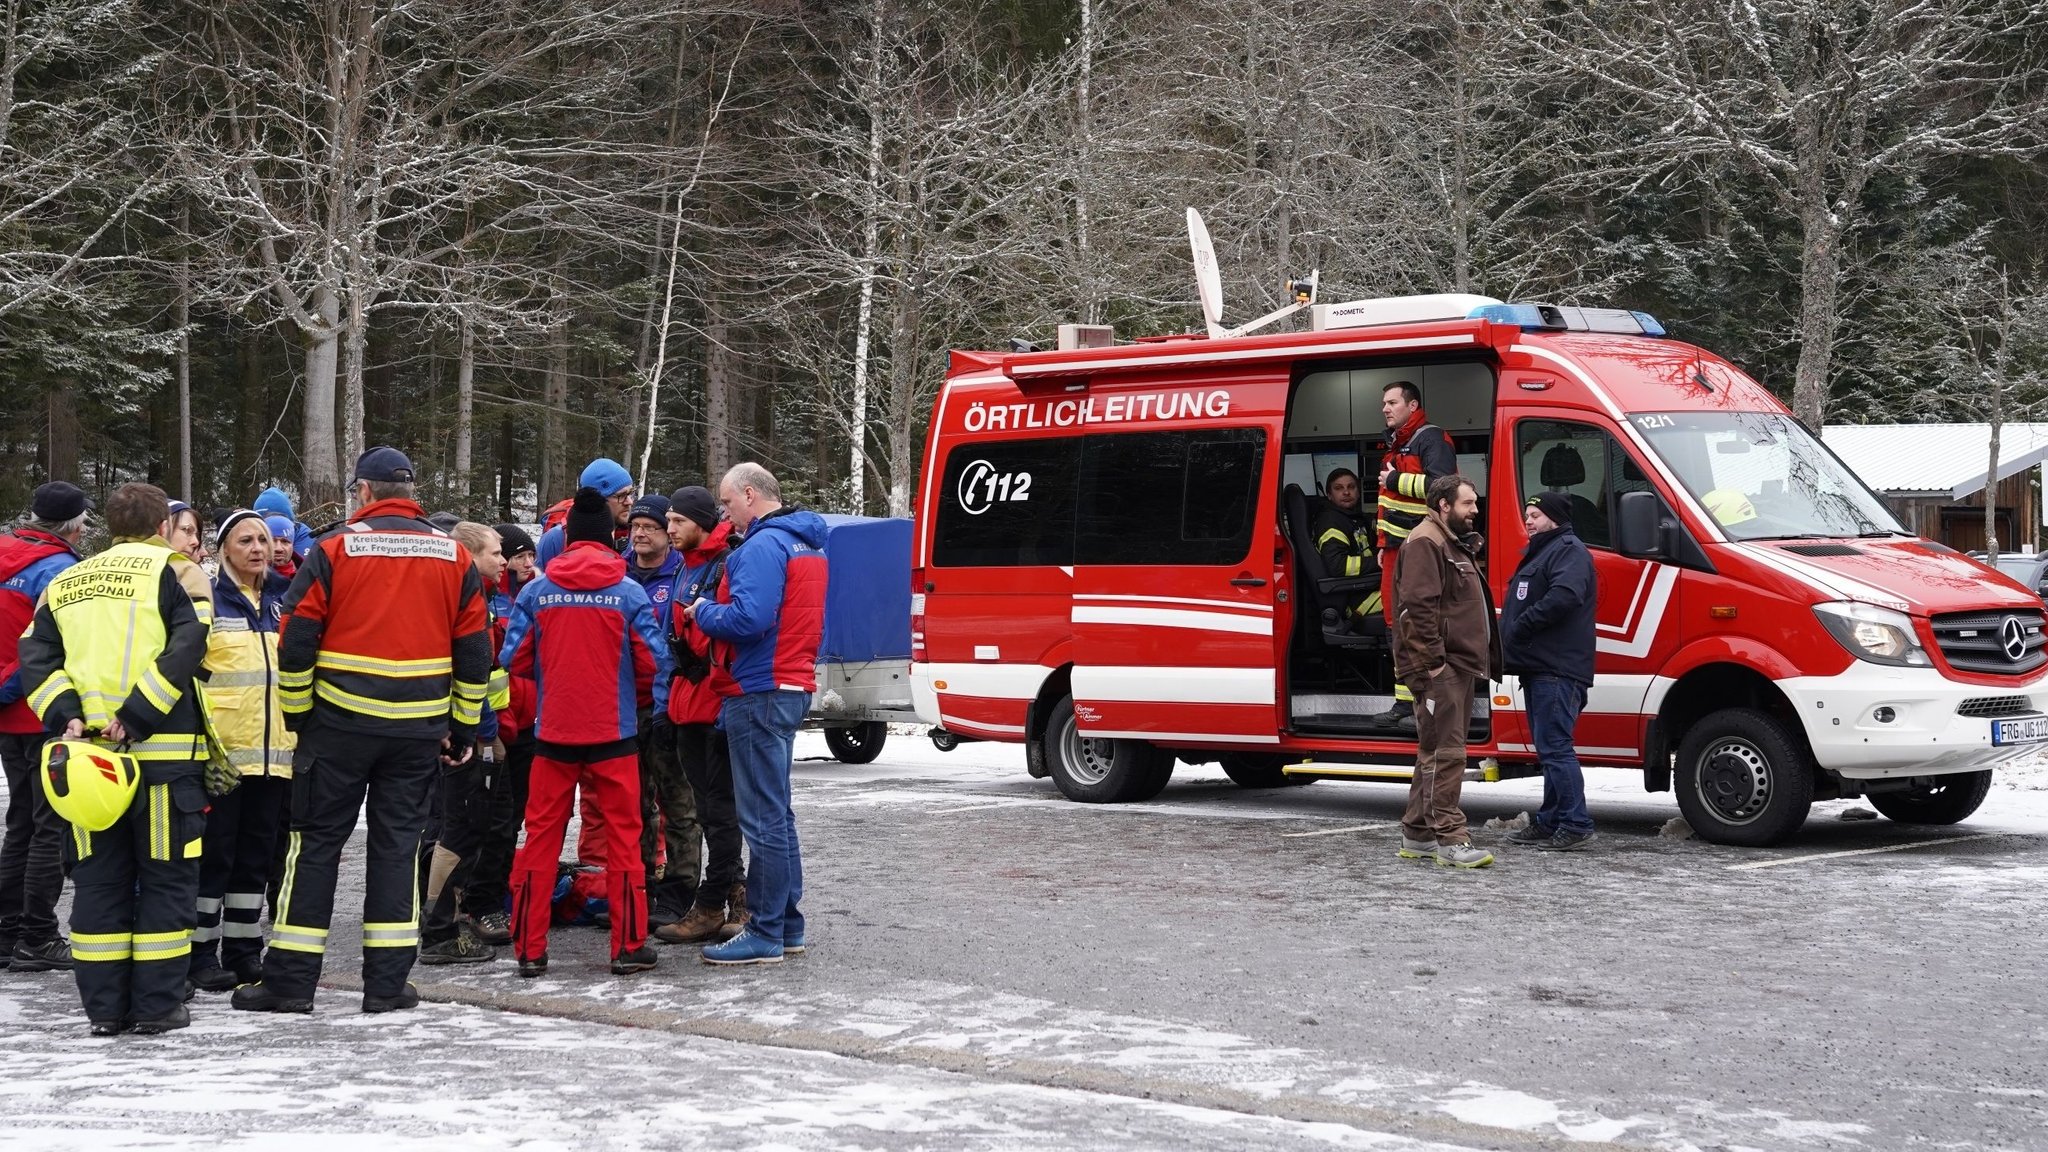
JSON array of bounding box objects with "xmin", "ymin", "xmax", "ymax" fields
[{"xmin": 1401, "ymin": 670, "xmax": 1474, "ymax": 846}]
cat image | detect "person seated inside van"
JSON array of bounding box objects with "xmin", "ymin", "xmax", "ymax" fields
[{"xmin": 1312, "ymin": 468, "xmax": 1382, "ymax": 629}]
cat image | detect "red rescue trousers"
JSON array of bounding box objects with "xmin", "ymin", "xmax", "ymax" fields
[{"xmin": 510, "ymin": 751, "xmax": 645, "ymax": 962}]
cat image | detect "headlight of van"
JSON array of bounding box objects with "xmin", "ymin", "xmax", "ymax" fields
[{"xmin": 1813, "ymin": 602, "xmax": 1930, "ymax": 667}]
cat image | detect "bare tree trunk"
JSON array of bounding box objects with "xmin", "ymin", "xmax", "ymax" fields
[
  {"xmin": 234, "ymin": 314, "xmax": 266, "ymax": 494},
  {"xmin": 846, "ymin": 0, "xmax": 887, "ymax": 513},
  {"xmin": 174, "ymin": 243, "xmax": 193, "ymax": 503},
  {"xmin": 46, "ymin": 384, "xmax": 79, "ymax": 483},
  {"xmin": 704, "ymin": 304, "xmax": 736, "ymax": 482},
  {"xmin": 341, "ymin": 286, "xmax": 369, "ymax": 473},
  {"xmin": 543, "ymin": 322, "xmax": 570, "ymax": 503},
  {"xmin": 1791, "ymin": 208, "xmax": 1841, "ymax": 431},
  {"xmin": 884, "ymin": 291, "xmax": 919, "ymax": 517},
  {"xmin": 639, "ymin": 189, "xmax": 688, "ymax": 491},
  {"xmin": 302, "ymin": 286, "xmax": 343, "ymax": 508},
  {"xmin": 454, "ymin": 312, "xmax": 474, "ymax": 504},
  {"xmin": 1986, "ymin": 393, "xmax": 2004, "ymax": 561}
]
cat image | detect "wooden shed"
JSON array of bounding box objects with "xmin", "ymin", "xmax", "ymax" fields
[{"xmin": 1822, "ymin": 423, "xmax": 2048, "ymax": 554}]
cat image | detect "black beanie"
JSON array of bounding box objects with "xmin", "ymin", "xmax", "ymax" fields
[
  {"xmin": 495, "ymin": 523, "xmax": 536, "ymax": 558},
  {"xmin": 1526, "ymin": 490, "xmax": 1573, "ymax": 527},
  {"xmin": 565, "ymin": 487, "xmax": 615, "ymax": 545},
  {"xmin": 668, "ymin": 486, "xmax": 719, "ymax": 532}
]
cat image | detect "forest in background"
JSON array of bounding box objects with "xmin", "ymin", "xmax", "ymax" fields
[{"xmin": 4, "ymin": 0, "xmax": 2047, "ymax": 526}]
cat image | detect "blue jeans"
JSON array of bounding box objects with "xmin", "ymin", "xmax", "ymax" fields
[
  {"xmin": 1526, "ymin": 675, "xmax": 1594, "ymax": 835},
  {"xmin": 721, "ymin": 690, "xmax": 807, "ymax": 945}
]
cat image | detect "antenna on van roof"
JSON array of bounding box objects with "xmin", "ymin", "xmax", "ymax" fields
[{"xmin": 1186, "ymin": 207, "xmax": 1318, "ymax": 339}]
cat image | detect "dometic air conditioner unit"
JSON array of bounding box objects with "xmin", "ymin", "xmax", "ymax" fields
[
  {"xmin": 1057, "ymin": 324, "xmax": 1115, "ymax": 351},
  {"xmin": 1310, "ymin": 294, "xmax": 1503, "ymax": 332}
]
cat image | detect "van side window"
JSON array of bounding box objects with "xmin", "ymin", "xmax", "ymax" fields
[
  {"xmin": 1516, "ymin": 419, "xmax": 1622, "ymax": 549},
  {"xmin": 1076, "ymin": 429, "xmax": 1267, "ymax": 566},
  {"xmin": 933, "ymin": 438, "xmax": 1081, "ymax": 567}
]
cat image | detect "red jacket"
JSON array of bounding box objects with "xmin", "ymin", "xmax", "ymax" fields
[
  {"xmin": 0, "ymin": 529, "xmax": 79, "ymax": 734},
  {"xmin": 665, "ymin": 521, "xmax": 734, "ymax": 725},
  {"xmin": 500, "ymin": 542, "xmax": 668, "ymax": 749},
  {"xmin": 1376, "ymin": 407, "xmax": 1457, "ymax": 551}
]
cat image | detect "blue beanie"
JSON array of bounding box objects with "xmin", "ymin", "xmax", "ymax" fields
[
  {"xmin": 579, "ymin": 458, "xmax": 633, "ymax": 497},
  {"xmin": 254, "ymin": 486, "xmax": 294, "ymax": 518},
  {"xmin": 264, "ymin": 515, "xmax": 296, "ymax": 544}
]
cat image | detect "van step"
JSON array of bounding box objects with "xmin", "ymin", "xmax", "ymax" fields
[{"xmin": 1282, "ymin": 763, "xmax": 1413, "ymax": 782}]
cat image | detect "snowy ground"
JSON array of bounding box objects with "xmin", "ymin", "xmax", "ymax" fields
[{"xmin": 4, "ymin": 731, "xmax": 2047, "ymax": 1150}]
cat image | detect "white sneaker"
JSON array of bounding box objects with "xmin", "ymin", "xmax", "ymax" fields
[
  {"xmin": 1434, "ymin": 842, "xmax": 1495, "ymax": 869},
  {"xmin": 1396, "ymin": 837, "xmax": 1437, "ymax": 860}
]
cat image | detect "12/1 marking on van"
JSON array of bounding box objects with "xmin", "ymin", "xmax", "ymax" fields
[{"xmin": 957, "ymin": 459, "xmax": 1033, "ymax": 515}]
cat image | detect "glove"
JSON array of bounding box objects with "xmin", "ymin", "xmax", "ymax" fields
[{"xmin": 650, "ymin": 712, "xmax": 676, "ymax": 744}]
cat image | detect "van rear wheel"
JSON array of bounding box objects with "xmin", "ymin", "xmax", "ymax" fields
[
  {"xmin": 1218, "ymin": 753, "xmax": 1312, "ymax": 789},
  {"xmin": 1674, "ymin": 708, "xmax": 1814, "ymax": 847},
  {"xmin": 1043, "ymin": 696, "xmax": 1173, "ymax": 802},
  {"xmin": 1867, "ymin": 771, "xmax": 1992, "ymax": 825}
]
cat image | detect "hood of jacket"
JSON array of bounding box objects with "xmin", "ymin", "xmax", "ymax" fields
[
  {"xmin": 549, "ymin": 540, "xmax": 629, "ymax": 590},
  {"xmin": 684, "ymin": 519, "xmax": 735, "ymax": 567},
  {"xmin": 745, "ymin": 506, "xmax": 828, "ymax": 551}
]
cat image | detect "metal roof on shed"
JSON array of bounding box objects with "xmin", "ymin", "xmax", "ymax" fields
[{"xmin": 1823, "ymin": 423, "xmax": 2048, "ymax": 499}]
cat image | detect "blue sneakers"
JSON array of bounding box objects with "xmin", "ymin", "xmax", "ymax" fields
[{"xmin": 702, "ymin": 926, "xmax": 784, "ymax": 966}]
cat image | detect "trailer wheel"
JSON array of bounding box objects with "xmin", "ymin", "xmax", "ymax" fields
[
  {"xmin": 1042, "ymin": 696, "xmax": 1172, "ymax": 802},
  {"xmin": 824, "ymin": 721, "xmax": 888, "ymax": 765},
  {"xmin": 930, "ymin": 728, "xmax": 961, "ymax": 752},
  {"xmin": 1218, "ymin": 753, "xmax": 1312, "ymax": 789},
  {"xmin": 1674, "ymin": 708, "xmax": 1814, "ymax": 846},
  {"xmin": 1867, "ymin": 771, "xmax": 1992, "ymax": 826}
]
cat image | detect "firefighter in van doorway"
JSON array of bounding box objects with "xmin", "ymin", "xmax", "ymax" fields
[
  {"xmin": 1311, "ymin": 468, "xmax": 1382, "ymax": 626},
  {"xmin": 18, "ymin": 482, "xmax": 216, "ymax": 1035},
  {"xmin": 1372, "ymin": 380, "xmax": 1457, "ymax": 733}
]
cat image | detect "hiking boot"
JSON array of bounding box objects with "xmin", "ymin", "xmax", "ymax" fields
[
  {"xmin": 131, "ymin": 1004, "xmax": 191, "ymax": 1035},
  {"xmin": 418, "ymin": 927, "xmax": 496, "ymax": 966},
  {"xmin": 1507, "ymin": 823, "xmax": 1552, "ymax": 846},
  {"xmin": 1536, "ymin": 829, "xmax": 1597, "ymax": 852},
  {"xmin": 472, "ymin": 911, "xmax": 512, "ymax": 946},
  {"xmin": 654, "ymin": 904, "xmax": 727, "ymax": 945},
  {"xmin": 702, "ymin": 926, "xmax": 783, "ymax": 966},
  {"xmin": 720, "ymin": 883, "xmax": 748, "ymax": 940},
  {"xmin": 10, "ymin": 937, "xmax": 72, "ymax": 972},
  {"xmin": 230, "ymin": 960, "xmax": 265, "ymax": 986},
  {"xmin": 232, "ymin": 982, "xmax": 314, "ymax": 1014},
  {"xmin": 1434, "ymin": 841, "xmax": 1496, "ymax": 869},
  {"xmin": 362, "ymin": 984, "xmax": 421, "ymax": 1013},
  {"xmin": 1396, "ymin": 837, "xmax": 1438, "ymax": 860},
  {"xmin": 517, "ymin": 954, "xmax": 549, "ymax": 979},
  {"xmin": 611, "ymin": 945, "xmax": 659, "ymax": 975},
  {"xmin": 190, "ymin": 965, "xmax": 240, "ymax": 993},
  {"xmin": 89, "ymin": 1018, "xmax": 130, "ymax": 1037}
]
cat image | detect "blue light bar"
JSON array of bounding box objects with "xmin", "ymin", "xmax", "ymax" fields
[{"xmin": 1469, "ymin": 302, "xmax": 1667, "ymax": 337}]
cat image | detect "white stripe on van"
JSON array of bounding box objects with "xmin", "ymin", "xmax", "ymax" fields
[
  {"xmin": 1072, "ymin": 606, "xmax": 1273, "ymax": 636},
  {"xmin": 1075, "ymin": 593, "xmax": 1271, "ymax": 614},
  {"xmin": 1073, "ymin": 665, "xmax": 1275, "ymax": 706}
]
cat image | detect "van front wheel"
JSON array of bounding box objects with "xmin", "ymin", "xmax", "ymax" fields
[
  {"xmin": 1674, "ymin": 708, "xmax": 1814, "ymax": 846},
  {"xmin": 1043, "ymin": 696, "xmax": 1173, "ymax": 803}
]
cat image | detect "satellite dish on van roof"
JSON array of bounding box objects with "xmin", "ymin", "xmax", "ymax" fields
[{"xmin": 1186, "ymin": 207, "xmax": 1226, "ymax": 339}]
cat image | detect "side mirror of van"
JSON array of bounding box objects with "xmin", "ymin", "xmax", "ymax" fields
[{"xmin": 1617, "ymin": 491, "xmax": 1665, "ymax": 560}]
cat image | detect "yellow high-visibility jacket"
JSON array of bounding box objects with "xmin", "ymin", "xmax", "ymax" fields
[{"xmin": 201, "ymin": 569, "xmax": 296, "ymax": 778}]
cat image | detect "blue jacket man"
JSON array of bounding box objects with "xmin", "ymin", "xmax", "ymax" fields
[
  {"xmin": 683, "ymin": 464, "xmax": 826, "ymax": 966},
  {"xmin": 1502, "ymin": 491, "xmax": 1598, "ymax": 849}
]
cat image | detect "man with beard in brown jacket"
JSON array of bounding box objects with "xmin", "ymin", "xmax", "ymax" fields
[{"xmin": 1392, "ymin": 474, "xmax": 1501, "ymax": 869}]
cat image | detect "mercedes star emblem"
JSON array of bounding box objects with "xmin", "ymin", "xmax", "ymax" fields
[{"xmin": 2000, "ymin": 616, "xmax": 2029, "ymax": 662}]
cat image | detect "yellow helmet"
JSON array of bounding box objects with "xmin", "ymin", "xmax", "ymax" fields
[
  {"xmin": 41, "ymin": 740, "xmax": 140, "ymax": 832},
  {"xmin": 1703, "ymin": 488, "xmax": 1757, "ymax": 527}
]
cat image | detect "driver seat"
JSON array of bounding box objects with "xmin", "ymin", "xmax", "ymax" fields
[
  {"xmin": 1540, "ymin": 443, "xmax": 1606, "ymax": 537},
  {"xmin": 1282, "ymin": 483, "xmax": 1386, "ymax": 653}
]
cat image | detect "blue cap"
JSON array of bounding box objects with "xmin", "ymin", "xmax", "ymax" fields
[
  {"xmin": 263, "ymin": 514, "xmax": 296, "ymax": 542},
  {"xmin": 579, "ymin": 458, "xmax": 633, "ymax": 496},
  {"xmin": 353, "ymin": 446, "xmax": 415, "ymax": 483},
  {"xmin": 253, "ymin": 486, "xmax": 294, "ymax": 518}
]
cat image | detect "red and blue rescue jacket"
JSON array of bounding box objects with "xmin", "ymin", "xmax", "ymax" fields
[
  {"xmin": 692, "ymin": 508, "xmax": 827, "ymax": 697},
  {"xmin": 500, "ymin": 541, "xmax": 670, "ymax": 753},
  {"xmin": 0, "ymin": 529, "xmax": 80, "ymax": 734}
]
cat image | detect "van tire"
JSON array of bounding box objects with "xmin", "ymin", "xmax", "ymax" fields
[
  {"xmin": 1867, "ymin": 771, "xmax": 1992, "ymax": 825},
  {"xmin": 824, "ymin": 721, "xmax": 887, "ymax": 765},
  {"xmin": 930, "ymin": 728, "xmax": 961, "ymax": 752},
  {"xmin": 1218, "ymin": 753, "xmax": 1312, "ymax": 789},
  {"xmin": 1674, "ymin": 708, "xmax": 1814, "ymax": 846},
  {"xmin": 1043, "ymin": 696, "xmax": 1173, "ymax": 802}
]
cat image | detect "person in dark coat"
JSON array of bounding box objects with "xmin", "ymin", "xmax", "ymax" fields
[
  {"xmin": 1309, "ymin": 469, "xmax": 1381, "ymax": 625},
  {"xmin": 1501, "ymin": 491, "xmax": 1599, "ymax": 851}
]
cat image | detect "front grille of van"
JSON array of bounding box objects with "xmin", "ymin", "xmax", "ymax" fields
[
  {"xmin": 1930, "ymin": 610, "xmax": 2048, "ymax": 675},
  {"xmin": 1955, "ymin": 696, "xmax": 2036, "ymax": 719}
]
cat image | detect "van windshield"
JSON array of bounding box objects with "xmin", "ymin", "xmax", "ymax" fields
[{"xmin": 1629, "ymin": 411, "xmax": 1906, "ymax": 541}]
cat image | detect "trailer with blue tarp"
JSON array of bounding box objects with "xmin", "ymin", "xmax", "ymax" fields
[{"xmin": 808, "ymin": 515, "xmax": 921, "ymax": 762}]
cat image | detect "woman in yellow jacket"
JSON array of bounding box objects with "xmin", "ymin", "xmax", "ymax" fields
[{"xmin": 189, "ymin": 511, "xmax": 297, "ymax": 991}]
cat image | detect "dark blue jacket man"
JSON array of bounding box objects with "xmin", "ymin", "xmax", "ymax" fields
[{"xmin": 1501, "ymin": 491, "xmax": 1598, "ymax": 850}]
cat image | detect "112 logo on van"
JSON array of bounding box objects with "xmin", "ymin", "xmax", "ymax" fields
[{"xmin": 957, "ymin": 459, "xmax": 1033, "ymax": 515}]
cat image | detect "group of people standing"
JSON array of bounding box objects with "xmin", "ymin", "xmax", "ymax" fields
[
  {"xmin": 0, "ymin": 447, "xmax": 825, "ymax": 1035},
  {"xmin": 1309, "ymin": 380, "xmax": 1602, "ymax": 870}
]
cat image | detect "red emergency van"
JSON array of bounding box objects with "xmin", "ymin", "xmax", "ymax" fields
[{"xmin": 909, "ymin": 296, "xmax": 2047, "ymax": 845}]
